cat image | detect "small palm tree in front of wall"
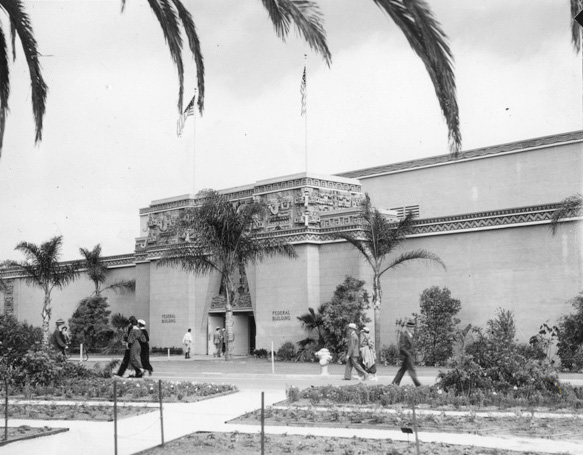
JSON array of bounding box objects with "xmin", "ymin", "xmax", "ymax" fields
[
  {"xmin": 79, "ymin": 244, "xmax": 135, "ymax": 296},
  {"xmin": 334, "ymin": 194, "xmax": 446, "ymax": 360},
  {"xmin": 297, "ymin": 303, "xmax": 328, "ymax": 350},
  {"xmin": 8, "ymin": 236, "xmax": 79, "ymax": 349}
]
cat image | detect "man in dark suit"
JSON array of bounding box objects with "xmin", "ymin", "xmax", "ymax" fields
[
  {"xmin": 343, "ymin": 323, "xmax": 369, "ymax": 380},
  {"xmin": 392, "ymin": 320, "xmax": 421, "ymax": 387}
]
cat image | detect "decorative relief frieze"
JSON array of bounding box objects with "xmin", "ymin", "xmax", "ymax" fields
[{"xmin": 3, "ymin": 280, "xmax": 14, "ymax": 314}]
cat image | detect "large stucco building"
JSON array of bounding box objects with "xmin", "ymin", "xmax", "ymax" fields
[{"xmin": 2, "ymin": 131, "xmax": 582, "ymax": 355}]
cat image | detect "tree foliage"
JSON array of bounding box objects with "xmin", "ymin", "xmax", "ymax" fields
[
  {"xmin": 335, "ymin": 194, "xmax": 445, "ymax": 359},
  {"xmin": 2, "ymin": 0, "xmax": 461, "ymax": 157},
  {"xmin": 557, "ymin": 293, "xmax": 583, "ymax": 371},
  {"xmin": 79, "ymin": 244, "xmax": 135, "ymax": 296},
  {"xmin": 321, "ymin": 276, "xmax": 371, "ymax": 357},
  {"xmin": 158, "ymin": 189, "xmax": 296, "ymax": 360},
  {"xmin": 0, "ymin": 313, "xmax": 42, "ymax": 365},
  {"xmin": 68, "ymin": 296, "xmax": 113, "ymax": 352},
  {"xmin": 7, "ymin": 236, "xmax": 79, "ymax": 348},
  {"xmin": 297, "ymin": 303, "xmax": 327, "ymax": 349},
  {"xmin": 414, "ymin": 286, "xmax": 461, "ymax": 366}
]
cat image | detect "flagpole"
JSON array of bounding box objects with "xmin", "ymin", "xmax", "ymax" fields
[{"xmin": 304, "ymin": 54, "xmax": 308, "ymax": 175}]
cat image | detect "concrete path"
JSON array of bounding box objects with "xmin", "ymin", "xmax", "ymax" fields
[{"xmin": 2, "ymin": 357, "xmax": 583, "ymax": 455}]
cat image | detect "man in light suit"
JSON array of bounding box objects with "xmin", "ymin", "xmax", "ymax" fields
[{"xmin": 343, "ymin": 323, "xmax": 369, "ymax": 380}]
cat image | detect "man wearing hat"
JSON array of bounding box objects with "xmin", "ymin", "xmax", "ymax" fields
[
  {"xmin": 51, "ymin": 318, "xmax": 67, "ymax": 355},
  {"xmin": 213, "ymin": 327, "xmax": 223, "ymax": 358},
  {"xmin": 343, "ymin": 322, "xmax": 369, "ymax": 380},
  {"xmin": 392, "ymin": 320, "xmax": 421, "ymax": 387}
]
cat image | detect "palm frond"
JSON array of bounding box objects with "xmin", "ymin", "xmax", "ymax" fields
[
  {"xmin": 379, "ymin": 248, "xmax": 445, "ymax": 276},
  {"xmin": 373, "ymin": 0, "xmax": 460, "ymax": 154},
  {"xmin": 171, "ymin": 0, "xmax": 205, "ymax": 114},
  {"xmin": 0, "ymin": 0, "xmax": 47, "ymax": 153},
  {"xmin": 550, "ymin": 193, "xmax": 583, "ymax": 234},
  {"xmin": 0, "ymin": 26, "xmax": 9, "ymax": 155},
  {"xmin": 260, "ymin": 0, "xmax": 331, "ymax": 66},
  {"xmin": 571, "ymin": 0, "xmax": 582, "ymax": 52},
  {"xmin": 102, "ymin": 279, "xmax": 136, "ymax": 294},
  {"xmin": 145, "ymin": 0, "xmax": 185, "ymax": 112}
]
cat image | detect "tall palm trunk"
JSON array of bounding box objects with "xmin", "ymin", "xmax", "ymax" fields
[
  {"xmin": 224, "ymin": 272, "xmax": 238, "ymax": 361},
  {"xmin": 41, "ymin": 291, "xmax": 52, "ymax": 348},
  {"xmin": 372, "ymin": 273, "xmax": 382, "ymax": 361}
]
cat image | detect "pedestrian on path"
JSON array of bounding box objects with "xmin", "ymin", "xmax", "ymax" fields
[
  {"xmin": 359, "ymin": 326, "xmax": 378, "ymax": 381},
  {"xmin": 183, "ymin": 328, "xmax": 193, "ymax": 359},
  {"xmin": 221, "ymin": 328, "xmax": 226, "ymax": 356},
  {"xmin": 213, "ymin": 327, "xmax": 222, "ymax": 357},
  {"xmin": 138, "ymin": 319, "xmax": 153, "ymax": 375},
  {"xmin": 392, "ymin": 320, "xmax": 421, "ymax": 387},
  {"xmin": 114, "ymin": 317, "xmax": 133, "ymax": 377},
  {"xmin": 128, "ymin": 316, "xmax": 146, "ymax": 378},
  {"xmin": 343, "ymin": 323, "xmax": 369, "ymax": 380},
  {"xmin": 51, "ymin": 318, "xmax": 67, "ymax": 355}
]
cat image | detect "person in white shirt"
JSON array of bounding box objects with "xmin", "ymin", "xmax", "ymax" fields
[{"xmin": 182, "ymin": 328, "xmax": 193, "ymax": 359}]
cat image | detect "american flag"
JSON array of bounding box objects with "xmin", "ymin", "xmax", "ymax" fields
[
  {"xmin": 300, "ymin": 66, "xmax": 306, "ymax": 116},
  {"xmin": 177, "ymin": 94, "xmax": 196, "ymax": 137}
]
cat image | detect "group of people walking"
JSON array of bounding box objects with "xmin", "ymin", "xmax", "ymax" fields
[
  {"xmin": 344, "ymin": 319, "xmax": 421, "ymax": 386},
  {"xmin": 114, "ymin": 316, "xmax": 153, "ymax": 378}
]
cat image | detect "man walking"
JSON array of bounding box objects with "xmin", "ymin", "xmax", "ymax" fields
[
  {"xmin": 343, "ymin": 323, "xmax": 369, "ymax": 380},
  {"xmin": 182, "ymin": 328, "xmax": 193, "ymax": 359},
  {"xmin": 213, "ymin": 327, "xmax": 222, "ymax": 357},
  {"xmin": 392, "ymin": 320, "xmax": 421, "ymax": 387}
]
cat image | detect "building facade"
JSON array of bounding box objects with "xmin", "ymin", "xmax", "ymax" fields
[{"xmin": 2, "ymin": 131, "xmax": 582, "ymax": 355}]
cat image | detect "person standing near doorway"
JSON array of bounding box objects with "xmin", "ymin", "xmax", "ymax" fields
[
  {"xmin": 183, "ymin": 328, "xmax": 193, "ymax": 359},
  {"xmin": 392, "ymin": 320, "xmax": 421, "ymax": 387},
  {"xmin": 213, "ymin": 327, "xmax": 222, "ymax": 357}
]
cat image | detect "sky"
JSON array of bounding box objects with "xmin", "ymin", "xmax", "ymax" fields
[{"xmin": 0, "ymin": 0, "xmax": 581, "ymax": 261}]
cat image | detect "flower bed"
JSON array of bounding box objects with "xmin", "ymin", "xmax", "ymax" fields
[{"xmin": 9, "ymin": 378, "xmax": 237, "ymax": 403}]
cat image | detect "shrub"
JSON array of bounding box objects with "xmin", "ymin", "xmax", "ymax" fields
[
  {"xmin": 13, "ymin": 350, "xmax": 62, "ymax": 387},
  {"xmin": 277, "ymin": 341, "xmax": 297, "ymax": 361},
  {"xmin": 414, "ymin": 286, "xmax": 461, "ymax": 366},
  {"xmin": 439, "ymin": 309, "xmax": 561, "ymax": 396},
  {"xmin": 0, "ymin": 314, "xmax": 43, "ymax": 364},
  {"xmin": 321, "ymin": 276, "xmax": 371, "ymax": 357},
  {"xmin": 69, "ymin": 296, "xmax": 113, "ymax": 352},
  {"xmin": 557, "ymin": 293, "xmax": 583, "ymax": 371},
  {"xmin": 380, "ymin": 344, "xmax": 399, "ymax": 366},
  {"xmin": 252, "ymin": 348, "xmax": 269, "ymax": 359}
]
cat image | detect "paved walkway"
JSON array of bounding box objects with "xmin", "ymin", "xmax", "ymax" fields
[{"xmin": 2, "ymin": 357, "xmax": 583, "ymax": 455}]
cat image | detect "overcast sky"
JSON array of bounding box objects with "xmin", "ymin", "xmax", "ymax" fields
[{"xmin": 0, "ymin": 0, "xmax": 580, "ymax": 261}]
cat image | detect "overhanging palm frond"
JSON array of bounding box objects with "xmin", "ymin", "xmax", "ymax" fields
[
  {"xmin": 550, "ymin": 193, "xmax": 583, "ymax": 234},
  {"xmin": 0, "ymin": 0, "xmax": 47, "ymax": 157},
  {"xmin": 571, "ymin": 0, "xmax": 582, "ymax": 52},
  {"xmin": 0, "ymin": 26, "xmax": 9, "ymax": 154},
  {"xmin": 379, "ymin": 248, "xmax": 446, "ymax": 276},
  {"xmin": 373, "ymin": 0, "xmax": 460, "ymax": 154},
  {"xmin": 260, "ymin": 0, "xmax": 332, "ymax": 66},
  {"xmin": 171, "ymin": 0, "xmax": 205, "ymax": 114},
  {"xmin": 145, "ymin": 0, "xmax": 185, "ymax": 112}
]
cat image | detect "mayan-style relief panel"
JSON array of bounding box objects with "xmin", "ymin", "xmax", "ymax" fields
[{"xmin": 3, "ymin": 280, "xmax": 14, "ymax": 314}]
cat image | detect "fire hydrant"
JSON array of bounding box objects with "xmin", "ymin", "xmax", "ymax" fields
[{"xmin": 314, "ymin": 348, "xmax": 333, "ymax": 376}]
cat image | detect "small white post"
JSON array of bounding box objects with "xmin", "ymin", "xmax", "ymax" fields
[
  {"xmin": 271, "ymin": 341, "xmax": 275, "ymax": 374},
  {"xmin": 79, "ymin": 344, "xmax": 83, "ymax": 362},
  {"xmin": 167, "ymin": 348, "xmax": 170, "ymax": 360}
]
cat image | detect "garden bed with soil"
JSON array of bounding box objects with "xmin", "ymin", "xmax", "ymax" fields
[{"xmin": 139, "ymin": 431, "xmax": 559, "ymax": 455}]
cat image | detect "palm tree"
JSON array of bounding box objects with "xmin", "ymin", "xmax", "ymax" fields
[
  {"xmin": 3, "ymin": 0, "xmax": 461, "ymax": 156},
  {"xmin": 6, "ymin": 236, "xmax": 79, "ymax": 348},
  {"xmin": 550, "ymin": 193, "xmax": 583, "ymax": 234},
  {"xmin": 297, "ymin": 303, "xmax": 328, "ymax": 348},
  {"xmin": 79, "ymin": 244, "xmax": 135, "ymax": 296},
  {"xmin": 334, "ymin": 194, "xmax": 446, "ymax": 359},
  {"xmin": 158, "ymin": 189, "xmax": 297, "ymax": 360}
]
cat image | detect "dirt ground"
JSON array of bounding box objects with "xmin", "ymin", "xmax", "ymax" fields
[
  {"xmin": 140, "ymin": 431, "xmax": 557, "ymax": 455},
  {"xmin": 0, "ymin": 426, "xmax": 68, "ymax": 446},
  {"xmin": 1, "ymin": 403, "xmax": 156, "ymax": 421}
]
